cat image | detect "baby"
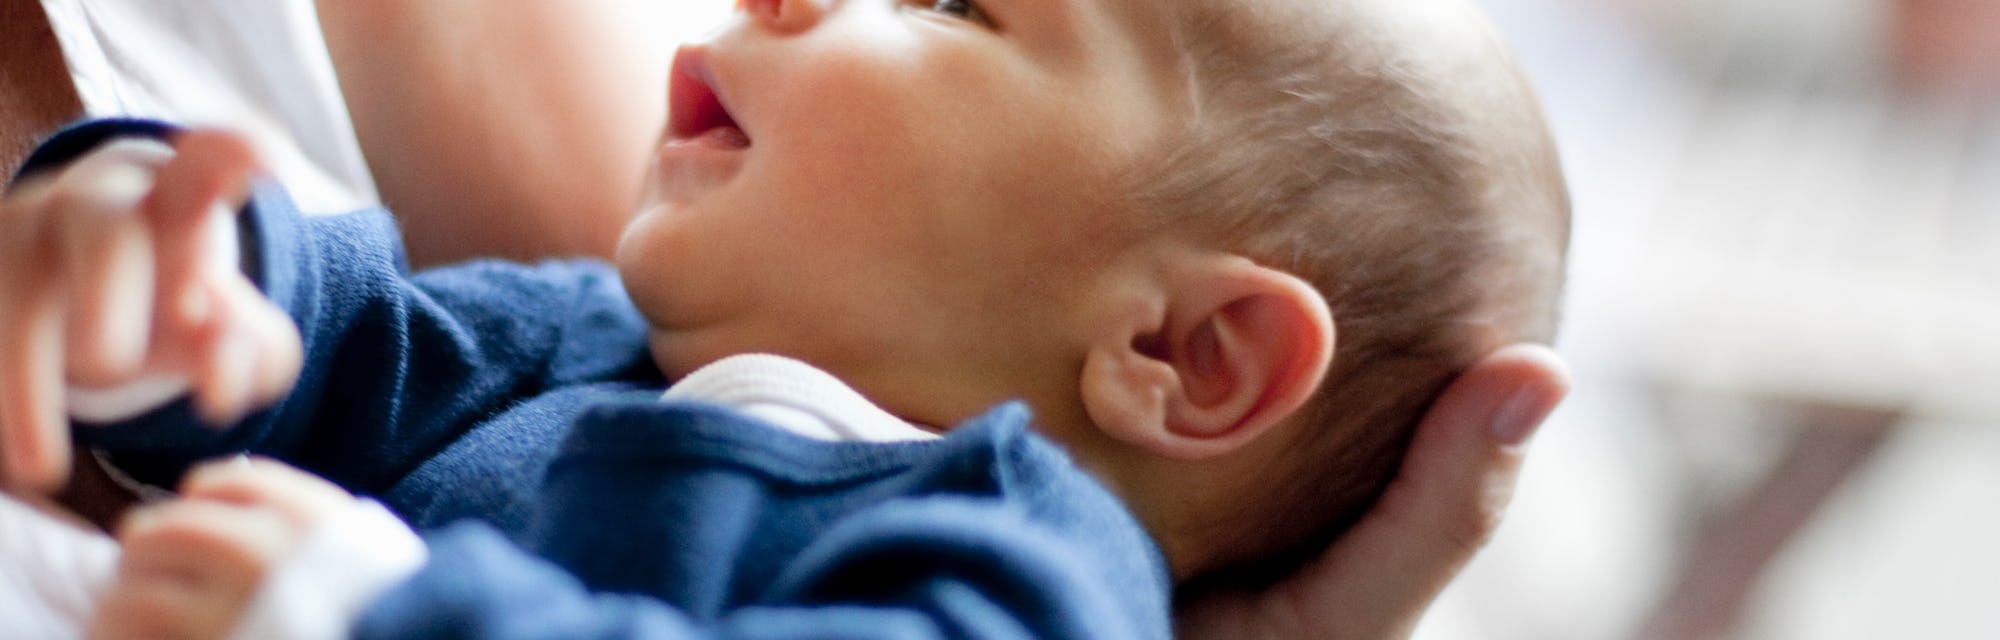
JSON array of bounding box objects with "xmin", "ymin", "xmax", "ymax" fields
[{"xmin": 0, "ymin": 0, "xmax": 1567, "ymax": 637}]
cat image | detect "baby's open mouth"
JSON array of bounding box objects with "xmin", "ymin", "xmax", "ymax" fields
[{"xmin": 668, "ymin": 48, "xmax": 750, "ymax": 149}]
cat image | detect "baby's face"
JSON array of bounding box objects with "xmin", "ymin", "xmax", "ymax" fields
[{"xmin": 618, "ymin": 0, "xmax": 1185, "ymax": 424}]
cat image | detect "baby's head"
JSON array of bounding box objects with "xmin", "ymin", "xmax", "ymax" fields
[
  {"xmin": 1112, "ymin": 0, "xmax": 1571, "ymax": 586},
  {"xmin": 618, "ymin": 0, "xmax": 1567, "ymax": 583}
]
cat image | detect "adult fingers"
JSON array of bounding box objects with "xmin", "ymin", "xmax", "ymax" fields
[{"xmin": 1291, "ymin": 344, "xmax": 1570, "ymax": 639}]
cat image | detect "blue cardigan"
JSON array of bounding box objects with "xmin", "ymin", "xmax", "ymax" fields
[{"xmin": 23, "ymin": 120, "xmax": 1172, "ymax": 639}]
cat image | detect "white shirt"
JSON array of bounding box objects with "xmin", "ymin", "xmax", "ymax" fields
[{"xmin": 39, "ymin": 0, "xmax": 378, "ymax": 215}]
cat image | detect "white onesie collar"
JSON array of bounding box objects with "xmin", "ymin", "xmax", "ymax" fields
[{"xmin": 660, "ymin": 354, "xmax": 939, "ymax": 443}]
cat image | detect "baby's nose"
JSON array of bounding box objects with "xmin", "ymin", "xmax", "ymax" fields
[{"xmin": 739, "ymin": 0, "xmax": 827, "ymax": 34}]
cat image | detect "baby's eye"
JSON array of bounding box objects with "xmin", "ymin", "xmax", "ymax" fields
[{"xmin": 928, "ymin": 0, "xmax": 991, "ymax": 25}]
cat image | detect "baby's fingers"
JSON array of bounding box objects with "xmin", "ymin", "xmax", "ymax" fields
[
  {"xmin": 62, "ymin": 215, "xmax": 154, "ymax": 384},
  {"xmin": 87, "ymin": 576, "xmax": 216, "ymax": 640},
  {"xmin": 186, "ymin": 276, "xmax": 300, "ymax": 427},
  {"xmin": 241, "ymin": 288, "xmax": 304, "ymax": 413},
  {"xmin": 96, "ymin": 499, "xmax": 291, "ymax": 640},
  {"xmin": 0, "ymin": 262, "xmax": 68, "ymax": 491},
  {"xmin": 1, "ymin": 141, "xmax": 171, "ymax": 490},
  {"xmin": 142, "ymin": 130, "xmax": 258, "ymax": 333},
  {"xmin": 56, "ymin": 160, "xmax": 159, "ymax": 386},
  {"xmin": 31, "ymin": 138, "xmax": 177, "ymax": 386},
  {"xmin": 181, "ymin": 456, "xmax": 351, "ymax": 530},
  {"xmin": 144, "ymin": 130, "xmax": 257, "ymax": 227},
  {"xmin": 0, "ymin": 189, "xmax": 68, "ymax": 490}
]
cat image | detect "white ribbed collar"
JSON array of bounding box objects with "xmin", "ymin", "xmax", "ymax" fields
[{"xmin": 661, "ymin": 354, "xmax": 939, "ymax": 443}]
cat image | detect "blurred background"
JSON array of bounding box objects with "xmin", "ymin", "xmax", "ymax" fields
[
  {"xmin": 641, "ymin": 1, "xmax": 2000, "ymax": 638},
  {"xmin": 1425, "ymin": 0, "xmax": 2000, "ymax": 638}
]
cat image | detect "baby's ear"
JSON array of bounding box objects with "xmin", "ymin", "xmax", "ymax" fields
[{"xmin": 1080, "ymin": 258, "xmax": 1334, "ymax": 460}]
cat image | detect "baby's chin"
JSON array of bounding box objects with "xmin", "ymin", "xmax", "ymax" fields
[
  {"xmin": 643, "ymin": 326, "xmax": 823, "ymax": 386},
  {"xmin": 645, "ymin": 329, "xmax": 732, "ymax": 383}
]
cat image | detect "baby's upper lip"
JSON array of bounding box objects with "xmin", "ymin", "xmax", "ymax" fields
[{"xmin": 667, "ymin": 46, "xmax": 748, "ymax": 145}]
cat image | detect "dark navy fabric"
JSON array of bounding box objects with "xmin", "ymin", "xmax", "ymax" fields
[
  {"xmin": 28, "ymin": 121, "xmax": 1172, "ymax": 639},
  {"xmin": 362, "ymin": 403, "xmax": 1169, "ymax": 640}
]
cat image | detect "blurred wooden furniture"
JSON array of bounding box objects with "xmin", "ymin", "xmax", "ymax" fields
[
  {"xmin": 1633, "ymin": 403, "xmax": 1898, "ymax": 640},
  {"xmin": 1597, "ymin": 0, "xmax": 1999, "ymax": 637}
]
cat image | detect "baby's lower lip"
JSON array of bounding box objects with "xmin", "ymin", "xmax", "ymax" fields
[
  {"xmin": 667, "ymin": 125, "xmax": 751, "ymax": 150},
  {"xmin": 652, "ymin": 133, "xmax": 747, "ymax": 202}
]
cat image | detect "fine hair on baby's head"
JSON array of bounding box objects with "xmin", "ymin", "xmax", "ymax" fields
[{"xmin": 1127, "ymin": 0, "xmax": 1570, "ymax": 587}]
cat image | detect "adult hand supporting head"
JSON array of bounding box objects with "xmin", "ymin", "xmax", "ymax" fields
[{"xmin": 1176, "ymin": 344, "xmax": 1571, "ymax": 640}]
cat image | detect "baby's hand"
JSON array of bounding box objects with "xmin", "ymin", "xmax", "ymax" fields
[
  {"xmin": 90, "ymin": 457, "xmax": 351, "ymax": 640},
  {"xmin": 0, "ymin": 130, "xmax": 303, "ymax": 491}
]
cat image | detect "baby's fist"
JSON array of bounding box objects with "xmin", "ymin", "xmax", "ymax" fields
[
  {"xmin": 89, "ymin": 457, "xmax": 350, "ymax": 640},
  {"xmin": 0, "ymin": 129, "xmax": 302, "ymax": 493}
]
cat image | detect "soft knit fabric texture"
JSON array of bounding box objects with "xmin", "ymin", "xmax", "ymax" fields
[
  {"xmin": 0, "ymin": 354, "xmax": 951, "ymax": 640},
  {"xmin": 21, "ymin": 120, "xmax": 1174, "ymax": 639}
]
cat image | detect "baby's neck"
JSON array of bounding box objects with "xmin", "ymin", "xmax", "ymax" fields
[{"xmin": 1048, "ymin": 431, "xmax": 1245, "ymax": 582}]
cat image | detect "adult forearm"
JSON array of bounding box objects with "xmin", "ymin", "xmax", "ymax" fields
[{"xmin": 314, "ymin": 0, "xmax": 672, "ymax": 267}]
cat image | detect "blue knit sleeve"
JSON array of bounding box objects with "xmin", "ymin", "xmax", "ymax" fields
[
  {"xmin": 358, "ymin": 508, "xmax": 1163, "ymax": 640},
  {"xmin": 37, "ymin": 121, "xmax": 660, "ymax": 494}
]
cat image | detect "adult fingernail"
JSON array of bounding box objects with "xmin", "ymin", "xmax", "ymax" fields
[{"xmin": 1491, "ymin": 384, "xmax": 1558, "ymax": 447}]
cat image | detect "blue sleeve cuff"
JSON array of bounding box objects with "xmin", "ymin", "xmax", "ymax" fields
[
  {"xmin": 19, "ymin": 119, "xmax": 314, "ymax": 477},
  {"xmin": 8, "ymin": 118, "xmax": 179, "ymax": 184}
]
